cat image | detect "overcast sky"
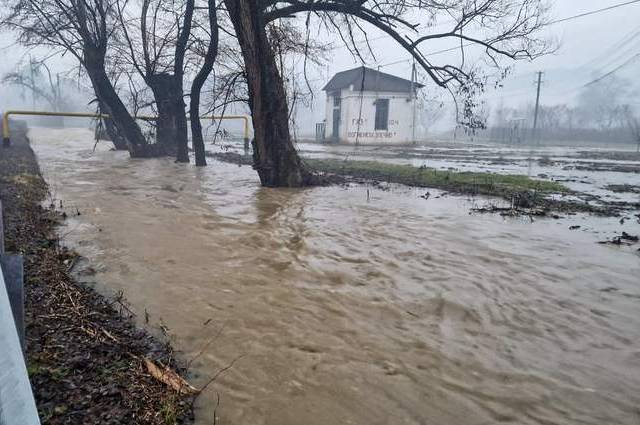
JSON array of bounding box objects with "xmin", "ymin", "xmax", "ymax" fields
[
  {"xmin": 2, "ymin": 1, "xmax": 639, "ymax": 131},
  {"xmin": 321, "ymin": 0, "xmax": 640, "ymax": 105},
  {"xmin": 285, "ymin": 0, "xmax": 640, "ymax": 132}
]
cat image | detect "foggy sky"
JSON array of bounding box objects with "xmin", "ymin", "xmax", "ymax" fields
[
  {"xmin": 319, "ymin": 1, "xmax": 640, "ymax": 102},
  {"xmin": 1, "ymin": 0, "xmax": 639, "ymax": 134},
  {"xmin": 279, "ymin": 1, "xmax": 637, "ymax": 134}
]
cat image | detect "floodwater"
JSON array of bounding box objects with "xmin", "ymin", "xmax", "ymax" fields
[
  {"xmin": 29, "ymin": 128, "xmax": 640, "ymax": 425},
  {"xmin": 292, "ymin": 141, "xmax": 640, "ymax": 204}
]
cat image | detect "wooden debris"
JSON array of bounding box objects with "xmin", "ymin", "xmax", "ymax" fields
[{"xmin": 143, "ymin": 358, "xmax": 199, "ymax": 395}]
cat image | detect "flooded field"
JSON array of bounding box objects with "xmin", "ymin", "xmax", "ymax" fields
[
  {"xmin": 30, "ymin": 128, "xmax": 640, "ymax": 425},
  {"xmin": 291, "ymin": 141, "xmax": 640, "ymax": 207}
]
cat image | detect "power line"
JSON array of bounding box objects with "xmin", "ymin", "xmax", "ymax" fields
[
  {"xmin": 584, "ymin": 53, "xmax": 640, "ymax": 86},
  {"xmin": 576, "ymin": 24, "xmax": 640, "ymax": 70},
  {"xmin": 588, "ymin": 41, "xmax": 640, "ymax": 77},
  {"xmin": 551, "ymin": 0, "xmax": 640, "ymax": 25},
  {"xmin": 426, "ymin": 0, "xmax": 640, "ymax": 57},
  {"xmin": 552, "ymin": 52, "xmax": 640, "ymax": 97},
  {"xmin": 496, "ymin": 5, "xmax": 640, "ymax": 100},
  {"xmin": 322, "ymin": 0, "xmax": 640, "ymax": 98},
  {"xmin": 586, "ymin": 38, "xmax": 640, "ymax": 73},
  {"xmin": 326, "ymin": 0, "xmax": 640, "ymax": 78},
  {"xmin": 483, "ymin": 49, "xmax": 639, "ymax": 103}
]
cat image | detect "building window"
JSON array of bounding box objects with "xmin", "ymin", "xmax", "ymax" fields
[
  {"xmin": 374, "ymin": 99, "xmax": 389, "ymax": 130},
  {"xmin": 333, "ymin": 93, "xmax": 341, "ymax": 107}
]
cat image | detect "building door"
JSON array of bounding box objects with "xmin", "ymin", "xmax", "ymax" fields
[
  {"xmin": 331, "ymin": 94, "xmax": 341, "ymax": 142},
  {"xmin": 374, "ymin": 98, "xmax": 389, "ymax": 131}
]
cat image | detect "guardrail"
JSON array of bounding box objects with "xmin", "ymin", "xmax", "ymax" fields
[
  {"xmin": 0, "ymin": 200, "xmax": 4, "ymax": 254},
  {"xmin": 0, "ymin": 200, "xmax": 41, "ymax": 425},
  {"xmin": 2, "ymin": 110, "xmax": 251, "ymax": 150}
]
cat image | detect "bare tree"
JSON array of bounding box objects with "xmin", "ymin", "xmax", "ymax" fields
[
  {"xmin": 224, "ymin": 0, "xmax": 552, "ymax": 187},
  {"xmin": 189, "ymin": 0, "xmax": 219, "ymax": 166},
  {"xmin": 577, "ymin": 75, "xmax": 632, "ymax": 131},
  {"xmin": 0, "ymin": 0, "xmax": 155, "ymax": 155},
  {"xmin": 115, "ymin": 0, "xmax": 197, "ymax": 162},
  {"xmin": 418, "ymin": 92, "xmax": 445, "ymax": 136},
  {"xmin": 622, "ymin": 105, "xmax": 640, "ymax": 153},
  {"xmin": 196, "ymin": 22, "xmax": 327, "ymax": 149},
  {"xmin": 224, "ymin": 0, "xmax": 318, "ymax": 186},
  {"xmin": 2, "ymin": 59, "xmax": 68, "ymax": 111},
  {"xmin": 91, "ymin": 97, "xmax": 129, "ymax": 150},
  {"xmin": 269, "ymin": 21, "xmax": 331, "ymax": 139}
]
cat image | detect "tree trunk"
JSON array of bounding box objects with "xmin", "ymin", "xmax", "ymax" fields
[
  {"xmin": 97, "ymin": 100, "xmax": 128, "ymax": 150},
  {"xmin": 224, "ymin": 0, "xmax": 313, "ymax": 187},
  {"xmin": 189, "ymin": 85, "xmax": 207, "ymax": 167},
  {"xmin": 84, "ymin": 50, "xmax": 152, "ymax": 157},
  {"xmin": 148, "ymin": 73, "xmax": 189, "ymax": 163},
  {"xmin": 189, "ymin": 0, "xmax": 218, "ymax": 167}
]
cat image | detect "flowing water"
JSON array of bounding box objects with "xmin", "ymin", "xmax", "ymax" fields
[{"xmin": 29, "ymin": 128, "xmax": 640, "ymax": 425}]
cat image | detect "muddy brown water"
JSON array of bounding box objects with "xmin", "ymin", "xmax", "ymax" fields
[{"xmin": 30, "ymin": 128, "xmax": 640, "ymax": 425}]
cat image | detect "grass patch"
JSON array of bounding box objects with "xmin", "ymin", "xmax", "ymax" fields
[{"xmin": 308, "ymin": 159, "xmax": 567, "ymax": 197}]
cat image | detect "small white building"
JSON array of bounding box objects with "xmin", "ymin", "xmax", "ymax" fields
[{"xmin": 320, "ymin": 66, "xmax": 423, "ymax": 145}]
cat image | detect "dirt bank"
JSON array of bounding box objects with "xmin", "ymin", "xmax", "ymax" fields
[{"xmin": 0, "ymin": 123, "xmax": 194, "ymax": 424}]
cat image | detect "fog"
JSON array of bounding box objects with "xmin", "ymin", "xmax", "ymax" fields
[
  {"xmin": 287, "ymin": 0, "xmax": 640, "ymax": 137},
  {"xmin": 3, "ymin": 2, "xmax": 640, "ymax": 424},
  {"xmin": 1, "ymin": 0, "xmax": 639, "ymax": 141}
]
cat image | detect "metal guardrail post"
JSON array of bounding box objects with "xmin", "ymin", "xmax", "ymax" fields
[
  {"xmin": 0, "ymin": 183, "xmax": 39, "ymax": 424},
  {"xmin": 0, "ymin": 199, "xmax": 25, "ymax": 349},
  {"xmin": 1, "ymin": 255, "xmax": 25, "ymax": 349},
  {"xmin": 241, "ymin": 115, "xmax": 251, "ymax": 154},
  {"xmin": 0, "ymin": 258, "xmax": 40, "ymax": 424},
  {"xmin": 0, "ymin": 200, "xmax": 4, "ymax": 253}
]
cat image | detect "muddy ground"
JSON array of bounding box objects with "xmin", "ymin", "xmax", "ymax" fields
[
  {"xmin": 0, "ymin": 123, "xmax": 194, "ymax": 424},
  {"xmin": 292, "ymin": 141, "xmax": 640, "ymax": 216}
]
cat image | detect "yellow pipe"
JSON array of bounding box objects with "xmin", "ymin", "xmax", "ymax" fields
[{"xmin": 2, "ymin": 110, "xmax": 251, "ymax": 147}]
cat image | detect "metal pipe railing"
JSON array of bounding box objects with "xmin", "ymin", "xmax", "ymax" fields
[{"xmin": 2, "ymin": 110, "xmax": 251, "ymax": 148}]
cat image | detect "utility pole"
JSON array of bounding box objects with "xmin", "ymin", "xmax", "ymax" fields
[
  {"xmin": 29, "ymin": 56, "xmax": 37, "ymax": 110},
  {"xmin": 55, "ymin": 74, "xmax": 61, "ymax": 112},
  {"xmin": 410, "ymin": 59, "xmax": 417, "ymax": 144},
  {"xmin": 532, "ymin": 71, "xmax": 543, "ymax": 143}
]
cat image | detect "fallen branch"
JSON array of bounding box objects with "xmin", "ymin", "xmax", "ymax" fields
[{"xmin": 143, "ymin": 358, "xmax": 200, "ymax": 395}]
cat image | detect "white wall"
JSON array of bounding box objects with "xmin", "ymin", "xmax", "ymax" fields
[{"xmin": 324, "ymin": 87, "xmax": 418, "ymax": 145}]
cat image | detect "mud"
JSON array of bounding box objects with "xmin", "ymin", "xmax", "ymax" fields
[
  {"xmin": 291, "ymin": 141, "xmax": 640, "ymax": 215},
  {"xmin": 607, "ymin": 184, "xmax": 640, "ymax": 194},
  {"xmin": 598, "ymin": 232, "xmax": 640, "ymax": 246},
  {"xmin": 28, "ymin": 128, "xmax": 640, "ymax": 425}
]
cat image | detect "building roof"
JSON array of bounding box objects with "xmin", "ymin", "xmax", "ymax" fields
[{"xmin": 322, "ymin": 66, "xmax": 424, "ymax": 93}]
